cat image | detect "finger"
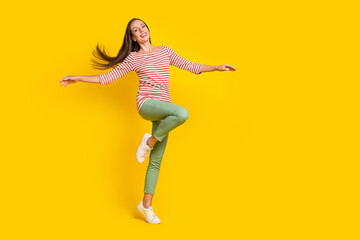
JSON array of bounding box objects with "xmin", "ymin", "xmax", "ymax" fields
[{"xmin": 228, "ymin": 65, "xmax": 236, "ymax": 71}]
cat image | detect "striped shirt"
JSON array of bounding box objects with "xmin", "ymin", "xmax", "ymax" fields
[{"xmin": 99, "ymin": 45, "xmax": 203, "ymax": 113}]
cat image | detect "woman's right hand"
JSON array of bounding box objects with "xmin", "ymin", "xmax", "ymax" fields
[{"xmin": 60, "ymin": 75, "xmax": 79, "ymax": 87}]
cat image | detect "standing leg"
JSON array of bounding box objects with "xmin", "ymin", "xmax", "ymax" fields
[
  {"xmin": 139, "ymin": 99, "xmax": 190, "ymax": 208},
  {"xmin": 143, "ymin": 121, "xmax": 169, "ymax": 207}
]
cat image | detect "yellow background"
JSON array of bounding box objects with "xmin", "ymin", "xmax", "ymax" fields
[{"xmin": 1, "ymin": 0, "xmax": 359, "ymax": 239}]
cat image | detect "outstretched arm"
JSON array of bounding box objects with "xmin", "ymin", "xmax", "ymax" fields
[
  {"xmin": 167, "ymin": 46, "xmax": 236, "ymax": 74},
  {"xmin": 200, "ymin": 64, "xmax": 236, "ymax": 73},
  {"xmin": 167, "ymin": 46, "xmax": 203, "ymax": 75},
  {"xmin": 60, "ymin": 55, "xmax": 134, "ymax": 87},
  {"xmin": 98, "ymin": 59, "xmax": 134, "ymax": 85},
  {"xmin": 60, "ymin": 75, "xmax": 100, "ymax": 87}
]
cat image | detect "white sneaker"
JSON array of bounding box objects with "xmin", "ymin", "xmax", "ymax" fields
[
  {"xmin": 136, "ymin": 133, "xmax": 153, "ymax": 163},
  {"xmin": 137, "ymin": 200, "xmax": 161, "ymax": 224}
]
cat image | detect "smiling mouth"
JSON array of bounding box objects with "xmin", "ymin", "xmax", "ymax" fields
[{"xmin": 140, "ymin": 32, "xmax": 147, "ymax": 38}]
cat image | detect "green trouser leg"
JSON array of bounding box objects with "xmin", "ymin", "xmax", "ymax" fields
[
  {"xmin": 144, "ymin": 121, "xmax": 169, "ymax": 195},
  {"xmin": 138, "ymin": 98, "xmax": 190, "ymax": 194}
]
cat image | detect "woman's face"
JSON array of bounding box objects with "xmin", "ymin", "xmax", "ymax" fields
[{"xmin": 131, "ymin": 20, "xmax": 149, "ymax": 43}]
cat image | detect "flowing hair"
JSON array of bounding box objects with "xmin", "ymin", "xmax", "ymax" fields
[{"xmin": 91, "ymin": 18, "xmax": 152, "ymax": 70}]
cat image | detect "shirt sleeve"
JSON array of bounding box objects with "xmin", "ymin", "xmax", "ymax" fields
[
  {"xmin": 99, "ymin": 54, "xmax": 134, "ymax": 85},
  {"xmin": 167, "ymin": 46, "xmax": 203, "ymax": 75}
]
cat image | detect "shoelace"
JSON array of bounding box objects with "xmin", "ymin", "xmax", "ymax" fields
[
  {"xmin": 145, "ymin": 142, "xmax": 153, "ymax": 150},
  {"xmin": 139, "ymin": 144, "xmax": 152, "ymax": 158},
  {"xmin": 146, "ymin": 206, "xmax": 157, "ymax": 220},
  {"xmin": 140, "ymin": 148, "xmax": 151, "ymax": 157}
]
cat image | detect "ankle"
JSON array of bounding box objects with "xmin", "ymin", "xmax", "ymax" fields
[
  {"xmin": 146, "ymin": 138, "xmax": 154, "ymax": 148},
  {"xmin": 143, "ymin": 202, "xmax": 152, "ymax": 208}
]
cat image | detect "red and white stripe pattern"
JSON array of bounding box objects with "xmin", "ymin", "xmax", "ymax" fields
[{"xmin": 99, "ymin": 45, "xmax": 203, "ymax": 113}]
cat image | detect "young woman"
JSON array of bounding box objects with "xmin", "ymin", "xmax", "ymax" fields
[{"xmin": 60, "ymin": 18, "xmax": 236, "ymax": 224}]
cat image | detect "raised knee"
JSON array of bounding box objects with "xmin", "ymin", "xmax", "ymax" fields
[{"xmin": 177, "ymin": 108, "xmax": 189, "ymax": 123}]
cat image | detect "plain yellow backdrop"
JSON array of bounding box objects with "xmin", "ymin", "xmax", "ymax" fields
[{"xmin": 1, "ymin": 0, "xmax": 359, "ymax": 239}]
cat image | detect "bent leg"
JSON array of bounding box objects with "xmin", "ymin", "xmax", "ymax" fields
[{"xmin": 139, "ymin": 99, "xmax": 189, "ymax": 142}]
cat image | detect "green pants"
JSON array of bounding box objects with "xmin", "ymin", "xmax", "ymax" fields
[{"xmin": 138, "ymin": 98, "xmax": 190, "ymax": 194}]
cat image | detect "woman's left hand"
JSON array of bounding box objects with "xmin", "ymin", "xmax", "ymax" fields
[{"xmin": 217, "ymin": 64, "xmax": 236, "ymax": 71}]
